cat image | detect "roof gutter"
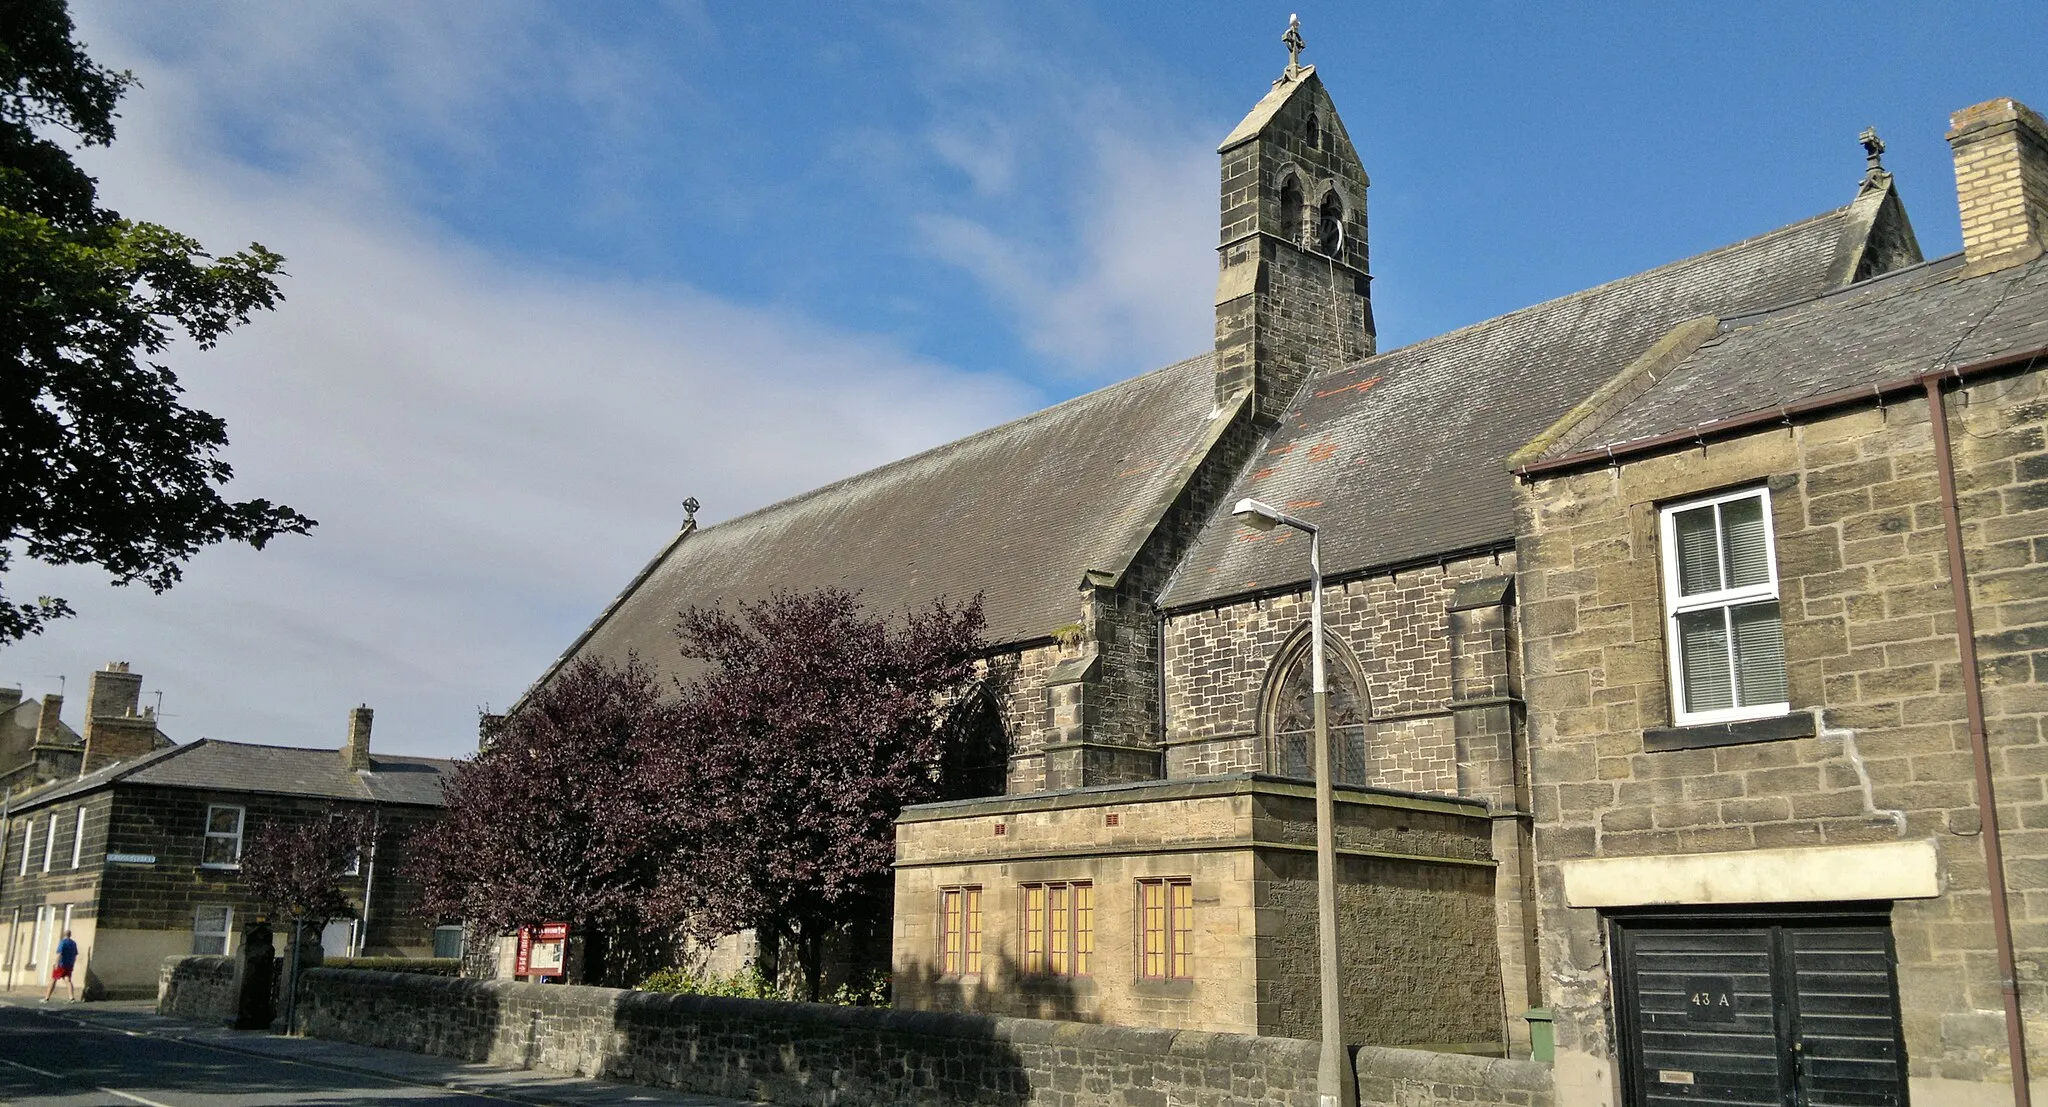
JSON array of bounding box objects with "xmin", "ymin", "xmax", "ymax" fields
[{"xmin": 1511, "ymin": 343, "xmax": 2048, "ymax": 480}]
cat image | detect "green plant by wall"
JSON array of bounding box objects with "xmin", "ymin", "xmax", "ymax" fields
[{"xmin": 636, "ymin": 965, "xmax": 890, "ymax": 1007}]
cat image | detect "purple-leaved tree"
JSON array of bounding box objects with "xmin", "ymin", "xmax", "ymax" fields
[
  {"xmin": 239, "ymin": 809, "xmax": 375, "ymax": 931},
  {"xmin": 406, "ymin": 656, "xmax": 681, "ymax": 987},
  {"xmin": 655, "ymin": 588, "xmax": 988, "ymax": 1000}
]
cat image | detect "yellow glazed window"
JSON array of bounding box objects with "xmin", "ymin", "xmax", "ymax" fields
[
  {"xmin": 1020, "ymin": 881, "xmax": 1092, "ymax": 977},
  {"xmin": 1139, "ymin": 877, "xmax": 1192, "ymax": 981},
  {"xmin": 940, "ymin": 886, "xmax": 983, "ymax": 975},
  {"xmin": 1023, "ymin": 884, "xmax": 1047, "ymax": 973}
]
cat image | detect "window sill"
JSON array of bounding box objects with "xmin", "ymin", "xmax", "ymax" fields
[
  {"xmin": 1643, "ymin": 713, "xmax": 1814, "ymax": 752},
  {"xmin": 1131, "ymin": 977, "xmax": 1195, "ymax": 998},
  {"xmin": 198, "ymin": 863, "xmax": 242, "ymax": 871}
]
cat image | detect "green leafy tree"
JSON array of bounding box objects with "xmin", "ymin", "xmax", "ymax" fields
[{"xmin": 0, "ymin": 0, "xmax": 312, "ymax": 641}]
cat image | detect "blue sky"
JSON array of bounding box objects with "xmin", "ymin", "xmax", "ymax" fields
[{"xmin": 5, "ymin": 3, "xmax": 2045, "ymax": 757}]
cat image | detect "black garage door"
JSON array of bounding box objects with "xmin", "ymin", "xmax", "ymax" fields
[{"xmin": 1612, "ymin": 909, "xmax": 1907, "ymax": 1107}]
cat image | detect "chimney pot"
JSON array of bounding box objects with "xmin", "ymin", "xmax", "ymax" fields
[{"xmin": 1946, "ymin": 97, "xmax": 2048, "ymax": 270}]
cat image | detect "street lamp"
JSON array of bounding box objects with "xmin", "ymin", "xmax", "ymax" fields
[{"xmin": 1233, "ymin": 497, "xmax": 1353, "ymax": 1107}]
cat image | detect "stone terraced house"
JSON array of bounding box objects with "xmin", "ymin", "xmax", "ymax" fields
[
  {"xmin": 1511, "ymin": 97, "xmax": 2048, "ymax": 1107},
  {"xmin": 0, "ymin": 663, "xmax": 173, "ymax": 796},
  {"xmin": 534, "ymin": 37, "xmax": 1970, "ymax": 1072},
  {"xmin": 0, "ymin": 703, "xmax": 454, "ymax": 999}
]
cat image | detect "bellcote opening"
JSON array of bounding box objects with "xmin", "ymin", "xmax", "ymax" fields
[
  {"xmin": 1280, "ymin": 176, "xmax": 1305, "ymax": 247},
  {"xmin": 1315, "ymin": 192, "xmax": 1344, "ymax": 255}
]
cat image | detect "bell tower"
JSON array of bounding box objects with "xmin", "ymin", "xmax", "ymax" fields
[{"xmin": 1214, "ymin": 17, "xmax": 1375, "ymax": 422}]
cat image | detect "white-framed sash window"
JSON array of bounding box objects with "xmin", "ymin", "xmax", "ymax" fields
[
  {"xmin": 201, "ymin": 805, "xmax": 244, "ymax": 869},
  {"xmin": 1661, "ymin": 486, "xmax": 1790, "ymax": 725},
  {"xmin": 193, "ymin": 905, "xmax": 233, "ymax": 956},
  {"xmin": 40, "ymin": 813, "xmax": 55, "ymax": 872},
  {"xmin": 70, "ymin": 806, "xmax": 85, "ymax": 869}
]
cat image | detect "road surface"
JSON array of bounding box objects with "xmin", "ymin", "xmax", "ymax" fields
[{"xmin": 0, "ymin": 1000, "xmax": 744, "ymax": 1106}]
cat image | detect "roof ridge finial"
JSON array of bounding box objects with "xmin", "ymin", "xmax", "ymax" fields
[
  {"xmin": 1858, "ymin": 126, "xmax": 1892, "ymax": 193},
  {"xmin": 1282, "ymin": 14, "xmax": 1306, "ymax": 78}
]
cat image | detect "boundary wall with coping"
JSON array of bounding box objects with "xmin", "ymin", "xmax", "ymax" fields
[{"xmin": 159, "ymin": 957, "xmax": 1552, "ymax": 1107}]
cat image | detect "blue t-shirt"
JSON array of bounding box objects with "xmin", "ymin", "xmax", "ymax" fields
[{"xmin": 55, "ymin": 938, "xmax": 76, "ymax": 968}]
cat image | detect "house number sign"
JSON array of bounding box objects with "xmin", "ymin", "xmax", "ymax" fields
[{"xmin": 1683, "ymin": 976, "xmax": 1737, "ymax": 1024}]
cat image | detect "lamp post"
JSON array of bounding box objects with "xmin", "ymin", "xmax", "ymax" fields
[{"xmin": 1233, "ymin": 497, "xmax": 1353, "ymax": 1107}]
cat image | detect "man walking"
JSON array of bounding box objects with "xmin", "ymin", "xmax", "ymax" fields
[{"xmin": 41, "ymin": 930, "xmax": 77, "ymax": 1002}]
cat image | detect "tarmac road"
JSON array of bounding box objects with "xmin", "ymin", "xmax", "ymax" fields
[{"xmin": 0, "ymin": 1000, "xmax": 744, "ymax": 1107}]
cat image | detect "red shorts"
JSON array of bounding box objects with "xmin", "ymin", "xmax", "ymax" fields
[{"xmin": 50, "ymin": 965, "xmax": 71, "ymax": 981}]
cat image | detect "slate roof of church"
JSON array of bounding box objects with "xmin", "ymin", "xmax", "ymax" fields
[
  {"xmin": 1530, "ymin": 252, "xmax": 2048, "ymax": 458},
  {"xmin": 562, "ymin": 352, "xmax": 1233, "ymax": 669},
  {"xmin": 1160, "ymin": 202, "xmax": 1883, "ymax": 609},
  {"xmin": 7, "ymin": 738, "xmax": 455, "ymax": 812}
]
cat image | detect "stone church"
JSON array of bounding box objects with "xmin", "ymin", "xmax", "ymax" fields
[{"xmin": 541, "ymin": 36, "xmax": 1926, "ymax": 1059}]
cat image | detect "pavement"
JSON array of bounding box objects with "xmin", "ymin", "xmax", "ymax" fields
[{"xmin": 0, "ymin": 998, "xmax": 761, "ymax": 1106}]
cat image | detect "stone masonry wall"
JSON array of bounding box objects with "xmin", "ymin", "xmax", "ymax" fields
[
  {"xmin": 1516, "ymin": 374, "xmax": 2048, "ymax": 1101},
  {"xmin": 1164, "ymin": 552, "xmax": 1514, "ymax": 792},
  {"xmin": 262, "ymin": 964, "xmax": 1551, "ymax": 1107},
  {"xmin": 998, "ymin": 645, "xmax": 1061, "ymax": 795},
  {"xmin": 158, "ymin": 953, "xmax": 235, "ymax": 1024}
]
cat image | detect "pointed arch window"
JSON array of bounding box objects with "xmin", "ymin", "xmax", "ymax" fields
[
  {"xmin": 1304, "ymin": 112, "xmax": 1322, "ymax": 150},
  {"xmin": 1315, "ymin": 192, "xmax": 1345, "ymax": 256},
  {"xmin": 1278, "ymin": 176, "xmax": 1305, "ymax": 248},
  {"xmin": 1267, "ymin": 638, "xmax": 1369, "ymax": 784}
]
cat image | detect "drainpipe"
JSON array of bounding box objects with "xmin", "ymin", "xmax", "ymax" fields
[
  {"xmin": 354, "ymin": 807, "xmax": 381, "ymax": 958},
  {"xmin": 1927, "ymin": 375, "xmax": 2032, "ymax": 1107}
]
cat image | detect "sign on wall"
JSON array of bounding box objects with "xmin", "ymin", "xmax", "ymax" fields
[{"xmin": 514, "ymin": 922, "xmax": 569, "ymax": 979}]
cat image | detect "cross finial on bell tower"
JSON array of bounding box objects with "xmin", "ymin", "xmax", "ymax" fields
[
  {"xmin": 1858, "ymin": 126, "xmax": 1892, "ymax": 193},
  {"xmin": 1282, "ymin": 14, "xmax": 1306, "ymax": 77}
]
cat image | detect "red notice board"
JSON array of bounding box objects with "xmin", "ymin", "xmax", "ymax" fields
[{"xmin": 514, "ymin": 921, "xmax": 570, "ymax": 979}]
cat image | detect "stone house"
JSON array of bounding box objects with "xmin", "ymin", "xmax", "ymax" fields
[
  {"xmin": 539, "ymin": 33, "xmax": 1940, "ymax": 1056},
  {"xmin": 1510, "ymin": 98, "xmax": 2048, "ymax": 1105},
  {"xmin": 0, "ymin": 662, "xmax": 173, "ymax": 795},
  {"xmin": 0, "ymin": 704, "xmax": 454, "ymax": 998}
]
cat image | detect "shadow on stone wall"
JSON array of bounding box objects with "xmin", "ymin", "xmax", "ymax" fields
[{"xmin": 896, "ymin": 949, "xmax": 1098, "ymax": 1026}]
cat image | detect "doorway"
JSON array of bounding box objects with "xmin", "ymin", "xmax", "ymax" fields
[{"xmin": 1611, "ymin": 907, "xmax": 1907, "ymax": 1106}]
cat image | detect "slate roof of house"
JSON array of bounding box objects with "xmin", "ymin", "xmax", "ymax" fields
[
  {"xmin": 560, "ymin": 352, "xmax": 1235, "ymax": 670},
  {"xmin": 7, "ymin": 738, "xmax": 456, "ymax": 813},
  {"xmin": 1160, "ymin": 200, "xmax": 1891, "ymax": 609},
  {"xmin": 1532, "ymin": 252, "xmax": 2048, "ymax": 458}
]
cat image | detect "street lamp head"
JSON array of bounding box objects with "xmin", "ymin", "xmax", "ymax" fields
[{"xmin": 1233, "ymin": 497, "xmax": 1284, "ymax": 532}]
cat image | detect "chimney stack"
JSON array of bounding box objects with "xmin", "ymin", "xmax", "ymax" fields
[
  {"xmin": 344, "ymin": 705, "xmax": 373, "ymax": 772},
  {"xmin": 85, "ymin": 662, "xmax": 141, "ymax": 722},
  {"xmin": 34, "ymin": 694, "xmax": 64, "ymax": 746},
  {"xmin": 80, "ymin": 662, "xmax": 159, "ymax": 773},
  {"xmin": 0, "ymin": 688, "xmax": 20, "ymax": 718},
  {"xmin": 1947, "ymin": 98, "xmax": 2048, "ymax": 271}
]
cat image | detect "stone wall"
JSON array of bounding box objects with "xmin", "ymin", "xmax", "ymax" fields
[
  {"xmin": 270, "ymin": 964, "xmax": 1552, "ymax": 1107},
  {"xmin": 158, "ymin": 953, "xmax": 235, "ymax": 1024},
  {"xmin": 894, "ymin": 776, "xmax": 1502, "ymax": 1048},
  {"xmin": 1163, "ymin": 552, "xmax": 1513, "ymax": 793},
  {"xmin": 1515, "ymin": 372, "xmax": 2048, "ymax": 1104},
  {"xmin": 1355, "ymin": 1047, "xmax": 1553, "ymax": 1107}
]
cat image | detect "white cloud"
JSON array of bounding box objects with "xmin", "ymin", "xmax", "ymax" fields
[
  {"xmin": 915, "ymin": 128, "xmax": 1216, "ymax": 372},
  {"xmin": 892, "ymin": 10, "xmax": 1220, "ymax": 377},
  {"xmin": 3, "ymin": 5, "xmax": 1031, "ymax": 758}
]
